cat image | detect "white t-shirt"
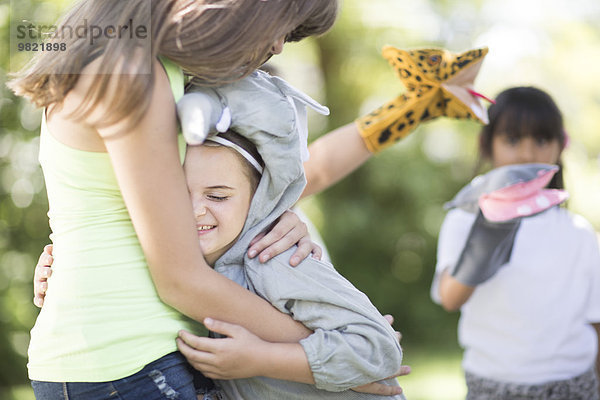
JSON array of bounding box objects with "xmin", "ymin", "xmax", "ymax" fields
[{"xmin": 432, "ymin": 207, "xmax": 600, "ymax": 384}]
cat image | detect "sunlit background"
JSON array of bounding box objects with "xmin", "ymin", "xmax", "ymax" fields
[{"xmin": 1, "ymin": 0, "xmax": 599, "ymax": 399}]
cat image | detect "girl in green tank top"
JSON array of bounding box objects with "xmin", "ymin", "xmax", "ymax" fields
[
  {"xmin": 14, "ymin": 0, "xmax": 430, "ymax": 397},
  {"xmin": 9, "ymin": 0, "xmax": 339, "ymax": 398}
]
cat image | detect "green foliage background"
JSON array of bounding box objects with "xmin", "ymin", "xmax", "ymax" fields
[{"xmin": 1, "ymin": 0, "xmax": 600, "ymax": 399}]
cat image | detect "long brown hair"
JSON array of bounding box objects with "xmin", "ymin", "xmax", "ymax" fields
[{"xmin": 7, "ymin": 0, "xmax": 337, "ymax": 129}]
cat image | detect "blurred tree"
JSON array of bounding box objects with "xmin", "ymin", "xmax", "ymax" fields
[
  {"xmin": 287, "ymin": 0, "xmax": 600, "ymax": 357},
  {"xmin": 299, "ymin": 0, "xmax": 482, "ymax": 352},
  {"xmin": 0, "ymin": 0, "xmax": 59, "ymax": 397}
]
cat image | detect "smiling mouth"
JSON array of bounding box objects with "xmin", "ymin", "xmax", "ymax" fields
[{"xmin": 197, "ymin": 225, "xmax": 216, "ymax": 234}]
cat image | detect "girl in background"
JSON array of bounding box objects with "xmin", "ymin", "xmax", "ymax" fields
[{"xmin": 431, "ymin": 86, "xmax": 600, "ymax": 399}]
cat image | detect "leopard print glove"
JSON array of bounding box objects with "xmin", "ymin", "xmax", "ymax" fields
[{"xmin": 356, "ymin": 46, "xmax": 490, "ymax": 153}]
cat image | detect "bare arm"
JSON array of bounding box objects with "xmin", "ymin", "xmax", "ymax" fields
[
  {"xmin": 302, "ymin": 122, "xmax": 371, "ymax": 198},
  {"xmin": 178, "ymin": 318, "xmax": 407, "ymax": 396},
  {"xmin": 178, "ymin": 319, "xmax": 314, "ymax": 384},
  {"xmin": 88, "ymin": 61, "xmax": 309, "ymax": 343},
  {"xmin": 438, "ymin": 269, "xmax": 476, "ymax": 311}
]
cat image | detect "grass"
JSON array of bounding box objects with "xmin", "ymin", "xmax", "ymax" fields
[
  {"xmin": 398, "ymin": 347, "xmax": 466, "ymax": 400},
  {"xmin": 3, "ymin": 386, "xmax": 35, "ymax": 400}
]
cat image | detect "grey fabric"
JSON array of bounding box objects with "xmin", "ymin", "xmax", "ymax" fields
[
  {"xmin": 465, "ymin": 367, "xmax": 599, "ymax": 400},
  {"xmin": 179, "ymin": 70, "xmax": 329, "ymax": 159},
  {"xmin": 216, "ymin": 248, "xmax": 405, "ymax": 399},
  {"xmin": 177, "ymin": 90, "xmax": 227, "ymax": 145},
  {"xmin": 178, "ymin": 71, "xmax": 405, "ymax": 398},
  {"xmin": 444, "ymin": 163, "xmax": 555, "ymax": 286},
  {"xmin": 451, "ymin": 211, "xmax": 521, "ymax": 286},
  {"xmin": 445, "ymin": 163, "xmax": 558, "ymax": 214}
]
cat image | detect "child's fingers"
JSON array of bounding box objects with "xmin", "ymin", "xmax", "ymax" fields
[
  {"xmin": 35, "ymin": 244, "xmax": 53, "ymax": 270},
  {"xmin": 35, "ymin": 264, "xmax": 52, "ymax": 281},
  {"xmin": 248, "ymin": 232, "xmax": 266, "ymax": 254},
  {"xmin": 33, "ymin": 256, "xmax": 52, "ymax": 308},
  {"xmin": 400, "ymin": 365, "xmax": 412, "ymax": 376},
  {"xmin": 257, "ymin": 212, "xmax": 300, "ymax": 246},
  {"xmin": 382, "ymin": 314, "xmax": 403, "ymax": 342},
  {"xmin": 33, "ymin": 265, "xmax": 50, "ymax": 301},
  {"xmin": 248, "ymin": 211, "xmax": 309, "ymax": 262},
  {"xmin": 351, "ymin": 381, "xmax": 403, "ymax": 396},
  {"xmin": 36, "ymin": 251, "xmax": 53, "ymax": 271},
  {"xmin": 34, "ymin": 245, "xmax": 53, "ymax": 283},
  {"xmin": 202, "ymin": 317, "xmax": 247, "ymax": 339},
  {"xmin": 43, "ymin": 244, "xmax": 53, "ymax": 256},
  {"xmin": 290, "ymin": 236, "xmax": 320, "ymax": 266},
  {"xmin": 310, "ymin": 242, "xmax": 323, "ymax": 261},
  {"xmin": 177, "ymin": 329, "xmax": 220, "ymax": 352},
  {"xmin": 33, "ymin": 295, "xmax": 44, "ymax": 308},
  {"xmin": 176, "ymin": 337, "xmax": 215, "ymax": 368},
  {"xmin": 386, "ymin": 365, "xmax": 412, "ymax": 379},
  {"xmin": 383, "ymin": 314, "xmax": 394, "ymax": 325},
  {"xmin": 253, "ymin": 229, "xmax": 297, "ymax": 263},
  {"xmin": 37, "ymin": 280, "xmax": 48, "ymax": 294},
  {"xmin": 261, "ymin": 221, "xmax": 309, "ymax": 263}
]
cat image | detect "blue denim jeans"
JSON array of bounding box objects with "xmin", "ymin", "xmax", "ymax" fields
[{"xmin": 31, "ymin": 352, "xmax": 217, "ymax": 400}]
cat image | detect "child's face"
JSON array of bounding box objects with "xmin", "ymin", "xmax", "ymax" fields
[
  {"xmin": 183, "ymin": 145, "xmax": 253, "ymax": 265},
  {"xmin": 491, "ymin": 133, "xmax": 562, "ymax": 168}
]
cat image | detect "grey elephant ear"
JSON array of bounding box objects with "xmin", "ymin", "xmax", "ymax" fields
[
  {"xmin": 177, "ymin": 89, "xmax": 231, "ymax": 145},
  {"xmin": 267, "ymin": 74, "xmax": 329, "ymax": 161},
  {"xmin": 270, "ymin": 75, "xmax": 330, "ymax": 116}
]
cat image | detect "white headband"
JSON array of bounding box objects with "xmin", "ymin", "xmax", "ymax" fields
[{"xmin": 205, "ymin": 135, "xmax": 264, "ymax": 174}]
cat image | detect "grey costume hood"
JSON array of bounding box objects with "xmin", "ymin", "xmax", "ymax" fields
[{"xmin": 178, "ymin": 70, "xmax": 329, "ymax": 285}]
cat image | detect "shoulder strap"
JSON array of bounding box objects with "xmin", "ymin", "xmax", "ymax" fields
[
  {"xmin": 158, "ymin": 56, "xmax": 186, "ymax": 162},
  {"xmin": 158, "ymin": 56, "xmax": 185, "ymax": 102}
]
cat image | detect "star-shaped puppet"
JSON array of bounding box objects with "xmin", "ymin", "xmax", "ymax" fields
[{"xmin": 357, "ymin": 46, "xmax": 491, "ymax": 152}]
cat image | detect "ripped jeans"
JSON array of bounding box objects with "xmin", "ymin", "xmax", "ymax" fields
[{"xmin": 31, "ymin": 351, "xmax": 221, "ymax": 400}]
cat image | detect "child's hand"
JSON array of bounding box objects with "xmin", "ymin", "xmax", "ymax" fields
[
  {"xmin": 350, "ymin": 365, "xmax": 411, "ymax": 396},
  {"xmin": 383, "ymin": 314, "xmax": 403, "ymax": 343},
  {"xmin": 177, "ymin": 319, "xmax": 269, "ymax": 380},
  {"xmin": 247, "ymin": 210, "xmax": 322, "ymax": 266},
  {"xmin": 349, "ymin": 313, "xmax": 411, "ymax": 397},
  {"xmin": 33, "ymin": 244, "xmax": 53, "ymax": 308}
]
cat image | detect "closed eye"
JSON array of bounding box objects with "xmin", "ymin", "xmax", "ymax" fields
[{"xmin": 207, "ymin": 195, "xmax": 229, "ymax": 201}]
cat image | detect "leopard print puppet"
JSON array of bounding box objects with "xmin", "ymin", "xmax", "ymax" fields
[{"xmin": 356, "ymin": 46, "xmax": 490, "ymax": 153}]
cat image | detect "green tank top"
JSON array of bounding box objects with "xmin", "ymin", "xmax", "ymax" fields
[{"xmin": 28, "ymin": 57, "xmax": 199, "ymax": 382}]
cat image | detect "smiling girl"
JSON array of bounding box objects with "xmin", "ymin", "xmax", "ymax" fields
[{"xmin": 178, "ymin": 124, "xmax": 405, "ymax": 398}]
